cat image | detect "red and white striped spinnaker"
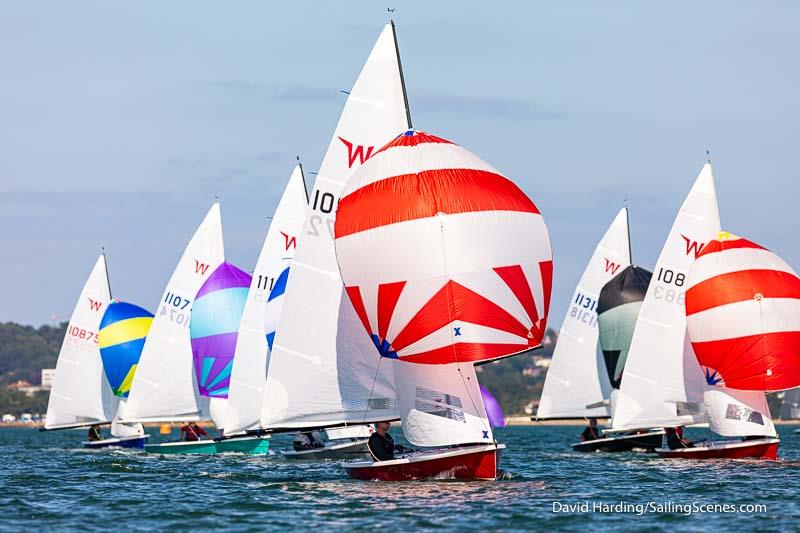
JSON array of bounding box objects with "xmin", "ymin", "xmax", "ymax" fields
[
  {"xmin": 334, "ymin": 130, "xmax": 553, "ymax": 366},
  {"xmin": 334, "ymin": 129, "xmax": 552, "ymax": 448},
  {"xmin": 685, "ymin": 232, "xmax": 800, "ymax": 392}
]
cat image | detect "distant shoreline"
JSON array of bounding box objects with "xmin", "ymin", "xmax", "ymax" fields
[{"xmin": 7, "ymin": 418, "xmax": 800, "ymax": 429}]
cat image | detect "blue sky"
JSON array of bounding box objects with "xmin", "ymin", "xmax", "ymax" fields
[{"xmin": 2, "ymin": 2, "xmax": 798, "ymax": 327}]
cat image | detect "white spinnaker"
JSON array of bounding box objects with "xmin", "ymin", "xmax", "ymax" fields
[
  {"xmin": 223, "ymin": 165, "xmax": 308, "ymax": 435},
  {"xmin": 612, "ymin": 164, "xmax": 719, "ymax": 431},
  {"xmin": 260, "ymin": 23, "xmax": 409, "ymax": 430},
  {"xmin": 45, "ymin": 254, "xmax": 117, "ymax": 429},
  {"xmin": 537, "ymin": 208, "xmax": 630, "ymax": 419},
  {"xmin": 704, "ymin": 387, "xmax": 777, "ymax": 438},
  {"xmin": 395, "ymin": 361, "xmax": 493, "ymax": 447},
  {"xmin": 124, "ymin": 203, "xmax": 225, "ymax": 422}
]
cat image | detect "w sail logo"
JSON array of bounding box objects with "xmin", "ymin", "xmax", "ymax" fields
[
  {"xmin": 194, "ymin": 259, "xmax": 210, "ymax": 276},
  {"xmin": 280, "ymin": 231, "xmax": 297, "ymax": 251},
  {"xmin": 88, "ymin": 298, "xmax": 103, "ymax": 312},
  {"xmin": 603, "ymin": 258, "xmax": 621, "ymax": 275},
  {"xmin": 338, "ymin": 137, "xmax": 374, "ymax": 168},
  {"xmin": 680, "ymin": 235, "xmax": 706, "ymax": 258}
]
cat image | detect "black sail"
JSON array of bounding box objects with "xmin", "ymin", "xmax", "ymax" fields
[{"xmin": 597, "ymin": 265, "xmax": 652, "ymax": 389}]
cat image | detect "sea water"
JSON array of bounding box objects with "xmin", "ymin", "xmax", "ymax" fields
[{"xmin": 1, "ymin": 425, "xmax": 797, "ymax": 530}]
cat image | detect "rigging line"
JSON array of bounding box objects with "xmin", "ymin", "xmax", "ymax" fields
[
  {"xmin": 360, "ymin": 353, "xmax": 403, "ymax": 458},
  {"xmin": 360, "ymin": 348, "xmax": 385, "ymax": 426},
  {"xmin": 437, "ymin": 214, "xmax": 487, "ymax": 442}
]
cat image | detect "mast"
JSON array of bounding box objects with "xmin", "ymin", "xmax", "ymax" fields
[
  {"xmin": 102, "ymin": 246, "xmax": 113, "ymax": 300},
  {"xmin": 624, "ymin": 206, "xmax": 632, "ymax": 265},
  {"xmin": 296, "ymin": 155, "xmax": 310, "ymax": 203},
  {"xmin": 390, "ymin": 19, "xmax": 413, "ymax": 129}
]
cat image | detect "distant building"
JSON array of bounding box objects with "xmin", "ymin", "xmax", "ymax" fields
[
  {"xmin": 6, "ymin": 380, "xmax": 44, "ymax": 397},
  {"xmin": 41, "ymin": 368, "xmax": 56, "ymax": 389},
  {"xmin": 1, "ymin": 414, "xmax": 16, "ymax": 423}
]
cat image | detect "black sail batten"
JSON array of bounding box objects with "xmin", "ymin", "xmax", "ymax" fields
[{"xmin": 597, "ymin": 265, "xmax": 652, "ymax": 389}]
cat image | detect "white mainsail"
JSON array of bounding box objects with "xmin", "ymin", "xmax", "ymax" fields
[
  {"xmin": 124, "ymin": 203, "xmax": 225, "ymax": 422},
  {"xmin": 395, "ymin": 361, "xmax": 493, "ymax": 447},
  {"xmin": 260, "ymin": 23, "xmax": 410, "ymax": 430},
  {"xmin": 612, "ymin": 164, "xmax": 719, "ymax": 430},
  {"xmin": 222, "ymin": 165, "xmax": 309, "ymax": 435},
  {"xmin": 45, "ymin": 254, "xmax": 117, "ymax": 429},
  {"xmin": 537, "ymin": 208, "xmax": 630, "ymax": 419},
  {"xmin": 704, "ymin": 387, "xmax": 777, "ymax": 438}
]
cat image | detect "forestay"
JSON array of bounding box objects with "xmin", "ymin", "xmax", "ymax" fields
[
  {"xmin": 223, "ymin": 165, "xmax": 308, "ymax": 435},
  {"xmin": 260, "ymin": 23, "xmax": 410, "ymax": 430},
  {"xmin": 45, "ymin": 254, "xmax": 117, "ymax": 429},
  {"xmin": 124, "ymin": 203, "xmax": 225, "ymax": 422},
  {"xmin": 537, "ymin": 208, "xmax": 630, "ymax": 419},
  {"xmin": 612, "ymin": 164, "xmax": 719, "ymax": 431}
]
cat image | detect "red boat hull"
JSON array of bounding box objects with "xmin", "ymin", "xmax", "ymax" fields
[
  {"xmin": 656, "ymin": 438, "xmax": 779, "ymax": 460},
  {"xmin": 345, "ymin": 444, "xmax": 503, "ymax": 481}
]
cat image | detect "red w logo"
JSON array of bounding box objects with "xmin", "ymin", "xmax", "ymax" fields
[
  {"xmin": 194, "ymin": 259, "xmax": 210, "ymax": 275},
  {"xmin": 338, "ymin": 137, "xmax": 374, "ymax": 168},
  {"xmin": 280, "ymin": 231, "xmax": 297, "ymax": 251},
  {"xmin": 88, "ymin": 298, "xmax": 103, "ymax": 312},
  {"xmin": 681, "ymin": 235, "xmax": 706, "ymax": 258},
  {"xmin": 603, "ymin": 258, "xmax": 621, "ymax": 276}
]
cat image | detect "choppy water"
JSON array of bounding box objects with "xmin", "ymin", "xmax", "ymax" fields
[{"xmin": 1, "ymin": 425, "xmax": 798, "ymax": 531}]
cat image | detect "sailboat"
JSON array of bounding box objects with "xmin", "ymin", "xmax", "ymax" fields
[
  {"xmin": 537, "ymin": 208, "xmax": 630, "ymax": 422},
  {"xmin": 123, "ymin": 203, "xmax": 225, "ymax": 454},
  {"xmin": 222, "ymin": 163, "xmax": 308, "ymax": 438},
  {"xmin": 572, "ymin": 261, "xmax": 660, "ymax": 452},
  {"xmin": 259, "ymin": 22, "xmax": 410, "ymax": 450},
  {"xmin": 44, "ymin": 254, "xmax": 119, "ymax": 443},
  {"xmin": 655, "ymin": 231, "xmax": 800, "ymax": 459},
  {"xmin": 335, "ymin": 129, "xmax": 553, "ymax": 481},
  {"xmin": 610, "ymin": 163, "xmax": 720, "ymax": 437},
  {"xmin": 609, "ymin": 162, "xmax": 785, "ymax": 459}
]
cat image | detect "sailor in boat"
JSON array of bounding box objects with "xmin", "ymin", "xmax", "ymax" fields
[
  {"xmin": 580, "ymin": 418, "xmax": 601, "ymax": 442},
  {"xmin": 367, "ymin": 421, "xmax": 399, "ymax": 461},
  {"xmin": 292, "ymin": 431, "xmax": 325, "ymax": 451},
  {"xmin": 87, "ymin": 424, "xmax": 102, "ymax": 442},
  {"xmin": 180, "ymin": 422, "xmax": 209, "ymax": 442},
  {"xmin": 665, "ymin": 427, "xmax": 694, "ymax": 450}
]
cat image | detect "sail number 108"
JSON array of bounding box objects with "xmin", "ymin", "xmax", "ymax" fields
[{"xmin": 656, "ymin": 267, "xmax": 685, "ymax": 287}]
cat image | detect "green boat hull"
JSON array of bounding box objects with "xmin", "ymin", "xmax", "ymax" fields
[
  {"xmin": 144, "ymin": 436, "xmax": 270, "ymax": 455},
  {"xmin": 215, "ymin": 436, "xmax": 270, "ymax": 455},
  {"xmin": 145, "ymin": 440, "xmax": 218, "ymax": 455}
]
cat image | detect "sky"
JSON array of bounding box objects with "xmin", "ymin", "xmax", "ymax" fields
[{"xmin": 1, "ymin": 1, "xmax": 799, "ymax": 327}]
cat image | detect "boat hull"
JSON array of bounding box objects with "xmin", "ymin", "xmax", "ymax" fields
[
  {"xmin": 571, "ymin": 431, "xmax": 664, "ymax": 453},
  {"xmin": 84, "ymin": 434, "xmax": 149, "ymax": 449},
  {"xmin": 282, "ymin": 439, "xmax": 370, "ymax": 461},
  {"xmin": 145, "ymin": 435, "xmax": 271, "ymax": 455},
  {"xmin": 145, "ymin": 439, "xmax": 218, "ymax": 455},
  {"xmin": 215, "ymin": 435, "xmax": 270, "ymax": 455},
  {"xmin": 656, "ymin": 438, "xmax": 779, "ymax": 460},
  {"xmin": 345, "ymin": 443, "xmax": 504, "ymax": 481}
]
